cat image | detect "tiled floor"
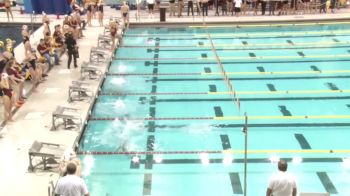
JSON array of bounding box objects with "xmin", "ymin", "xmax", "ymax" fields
[{"xmin": 0, "ymin": 5, "xmax": 350, "ymax": 196}]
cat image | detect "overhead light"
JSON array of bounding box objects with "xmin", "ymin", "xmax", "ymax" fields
[
  {"xmin": 223, "ymin": 154, "xmax": 233, "ymax": 166},
  {"xmin": 154, "ymin": 155, "xmax": 162, "ymax": 163},
  {"xmin": 269, "ymin": 155, "xmax": 280, "ymax": 163},
  {"xmin": 132, "ymin": 156, "xmax": 140, "ymax": 163},
  {"xmin": 292, "ymin": 156, "xmax": 303, "ymax": 164},
  {"xmin": 200, "ymin": 153, "xmax": 210, "ymax": 165},
  {"xmin": 342, "ymin": 157, "xmax": 350, "ymax": 168}
]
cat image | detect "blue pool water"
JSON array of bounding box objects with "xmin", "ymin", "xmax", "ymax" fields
[{"xmin": 79, "ymin": 22, "xmax": 350, "ymax": 195}]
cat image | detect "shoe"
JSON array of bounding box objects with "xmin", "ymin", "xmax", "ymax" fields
[
  {"xmin": 42, "ymin": 74, "xmax": 48, "ymax": 77},
  {"xmin": 74, "ymin": 65, "xmax": 78, "ymax": 68}
]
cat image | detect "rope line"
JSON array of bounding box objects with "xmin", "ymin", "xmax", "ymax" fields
[{"xmin": 76, "ymin": 149, "xmax": 350, "ymax": 155}]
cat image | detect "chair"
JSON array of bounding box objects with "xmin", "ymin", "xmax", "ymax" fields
[
  {"xmin": 28, "ymin": 140, "xmax": 65, "ymax": 172},
  {"xmin": 300, "ymin": 193, "xmax": 330, "ymax": 196}
]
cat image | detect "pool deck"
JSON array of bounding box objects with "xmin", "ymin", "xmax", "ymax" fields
[{"xmin": 1, "ymin": 5, "xmax": 350, "ymax": 196}]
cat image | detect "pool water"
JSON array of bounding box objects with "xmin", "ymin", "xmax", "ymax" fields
[
  {"xmin": 0, "ymin": 23, "xmax": 40, "ymax": 50},
  {"xmin": 79, "ymin": 22, "xmax": 350, "ymax": 195}
]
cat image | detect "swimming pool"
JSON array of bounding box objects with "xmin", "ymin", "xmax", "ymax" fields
[
  {"xmin": 0, "ymin": 23, "xmax": 40, "ymax": 49},
  {"xmin": 78, "ymin": 22, "xmax": 350, "ymax": 195}
]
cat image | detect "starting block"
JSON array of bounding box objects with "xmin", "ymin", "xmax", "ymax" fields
[{"xmin": 52, "ymin": 106, "xmax": 81, "ymax": 130}]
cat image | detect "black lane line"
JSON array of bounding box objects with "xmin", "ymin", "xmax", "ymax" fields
[
  {"xmin": 326, "ymin": 82, "xmax": 339, "ymax": 90},
  {"xmin": 152, "ymin": 75, "xmax": 350, "ymax": 82},
  {"xmin": 310, "ymin": 65, "xmax": 321, "ymax": 71},
  {"xmin": 201, "ymin": 53, "xmax": 208, "ymax": 58},
  {"xmin": 147, "ymin": 157, "xmax": 343, "ymax": 164},
  {"xmin": 249, "ymin": 52, "xmax": 256, "ymax": 57},
  {"xmin": 211, "ymin": 123, "xmax": 350, "ymax": 128},
  {"xmin": 229, "ymin": 173, "xmax": 243, "ymax": 194},
  {"xmin": 297, "ymin": 52, "xmax": 305, "ymax": 57},
  {"xmin": 257, "ymin": 66, "xmax": 265, "ymax": 72},
  {"xmin": 143, "ymin": 174, "xmax": 152, "ymax": 195},
  {"xmin": 333, "ymin": 38, "xmax": 340, "ymax": 42},
  {"xmin": 122, "ymin": 45, "xmax": 350, "ymax": 51},
  {"xmin": 220, "ymin": 135, "xmax": 231, "ymax": 150},
  {"xmin": 242, "ymin": 41, "xmax": 248, "ymax": 45},
  {"xmin": 209, "ymin": 84, "xmax": 217, "ymax": 92},
  {"xmin": 149, "ymin": 107, "xmax": 156, "ymax": 118},
  {"xmin": 267, "ymin": 83, "xmax": 277, "ymax": 91},
  {"xmin": 156, "ymin": 96, "xmax": 350, "ymax": 102},
  {"xmin": 130, "ymin": 155, "xmax": 141, "ymax": 169},
  {"xmin": 145, "ymin": 136, "xmax": 155, "ymax": 169},
  {"xmin": 287, "ymin": 40, "xmax": 294, "ymax": 45},
  {"xmin": 204, "ymin": 67, "xmax": 212, "ymax": 73},
  {"xmin": 119, "ymin": 59, "xmax": 350, "ymax": 65},
  {"xmin": 124, "ymin": 34, "xmax": 350, "ymax": 40},
  {"xmin": 317, "ymin": 172, "xmax": 338, "ymax": 194},
  {"xmin": 278, "ymin": 105, "xmax": 292, "ymax": 116},
  {"xmin": 214, "ymin": 106, "xmax": 224, "ymax": 117},
  {"xmin": 294, "ymin": 134, "xmax": 312, "ymax": 149},
  {"xmin": 198, "ymin": 41, "xmax": 204, "ymax": 46},
  {"xmin": 148, "ymin": 121, "xmax": 155, "ymax": 132},
  {"xmin": 347, "ymin": 104, "xmax": 350, "ymax": 109}
]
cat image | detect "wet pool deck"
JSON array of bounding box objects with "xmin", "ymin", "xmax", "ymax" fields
[{"xmin": 0, "ymin": 5, "xmax": 350, "ymax": 196}]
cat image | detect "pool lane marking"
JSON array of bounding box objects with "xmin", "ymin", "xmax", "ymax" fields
[
  {"xmin": 316, "ymin": 172, "xmax": 338, "ymax": 194},
  {"xmin": 77, "ymin": 149, "xmax": 350, "ymax": 155},
  {"xmin": 294, "ymin": 134, "xmax": 312, "ymax": 149},
  {"xmin": 229, "ymin": 173, "xmax": 244, "ymax": 194},
  {"xmin": 192, "ymin": 30, "xmax": 350, "ymax": 37},
  {"xmin": 198, "ymin": 41, "xmax": 350, "ymax": 47},
  {"xmin": 100, "ymin": 89, "xmax": 350, "ymax": 96},
  {"xmin": 200, "ymin": 54, "xmax": 350, "ymax": 61},
  {"xmin": 122, "ymin": 41, "xmax": 350, "ymax": 48},
  {"xmin": 89, "ymin": 115, "xmax": 350, "ymax": 121},
  {"xmin": 114, "ymin": 53, "xmax": 350, "ymax": 61},
  {"xmin": 108, "ymin": 69, "xmax": 350, "ymax": 76},
  {"xmin": 189, "ymin": 21, "xmax": 350, "ymax": 28},
  {"xmin": 145, "ymin": 135, "xmax": 155, "ymax": 170},
  {"xmin": 143, "ymin": 173, "xmax": 152, "ymax": 195}
]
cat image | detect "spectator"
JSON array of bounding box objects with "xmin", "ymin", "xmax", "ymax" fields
[
  {"xmin": 188, "ymin": 0, "xmax": 194, "ymax": 16},
  {"xmin": 201, "ymin": 0, "xmax": 209, "ymax": 16},
  {"xmin": 55, "ymin": 162, "xmax": 90, "ymax": 196},
  {"xmin": 178, "ymin": 0, "xmax": 184, "ymax": 17},
  {"xmin": 169, "ymin": 0, "xmax": 176, "ymax": 16},
  {"xmin": 4, "ymin": 0, "xmax": 14, "ymax": 21},
  {"xmin": 37, "ymin": 39, "xmax": 59, "ymax": 69},
  {"xmin": 147, "ymin": 0, "xmax": 155, "ymax": 17},
  {"xmin": 97, "ymin": 0, "xmax": 104, "ymax": 27},
  {"xmin": 266, "ymin": 160, "xmax": 297, "ymax": 196}
]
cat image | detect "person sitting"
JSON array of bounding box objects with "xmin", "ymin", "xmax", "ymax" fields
[
  {"xmin": 37, "ymin": 39, "xmax": 59, "ymax": 69},
  {"xmin": 55, "ymin": 162, "xmax": 89, "ymax": 196},
  {"xmin": 5, "ymin": 60, "xmax": 26, "ymax": 107},
  {"xmin": 53, "ymin": 25, "xmax": 66, "ymax": 57}
]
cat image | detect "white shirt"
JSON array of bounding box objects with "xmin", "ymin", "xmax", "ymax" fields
[
  {"xmin": 234, "ymin": 0, "xmax": 242, "ymax": 7},
  {"xmin": 147, "ymin": 0, "xmax": 154, "ymax": 4},
  {"xmin": 268, "ymin": 171, "xmax": 297, "ymax": 196},
  {"xmin": 55, "ymin": 175, "xmax": 89, "ymax": 196}
]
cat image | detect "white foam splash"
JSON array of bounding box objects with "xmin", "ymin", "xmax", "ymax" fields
[{"xmin": 111, "ymin": 77, "xmax": 126, "ymax": 85}]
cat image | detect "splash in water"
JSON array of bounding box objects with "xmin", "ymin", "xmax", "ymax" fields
[
  {"xmin": 110, "ymin": 77, "xmax": 126, "ymax": 85},
  {"xmin": 117, "ymin": 64, "xmax": 127, "ymax": 73}
]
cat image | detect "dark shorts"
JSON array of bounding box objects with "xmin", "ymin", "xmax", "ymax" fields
[
  {"xmin": 148, "ymin": 4, "xmax": 154, "ymax": 10},
  {"xmin": 235, "ymin": 7, "xmax": 241, "ymax": 12},
  {"xmin": 87, "ymin": 5, "xmax": 92, "ymax": 12},
  {"xmin": 123, "ymin": 12, "xmax": 128, "ymax": 17},
  {"xmin": 98, "ymin": 5, "xmax": 104, "ymax": 12}
]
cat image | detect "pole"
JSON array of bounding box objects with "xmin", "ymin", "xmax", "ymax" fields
[
  {"xmin": 243, "ymin": 112, "xmax": 248, "ymax": 196},
  {"xmin": 215, "ymin": 0, "xmax": 219, "ymax": 16}
]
